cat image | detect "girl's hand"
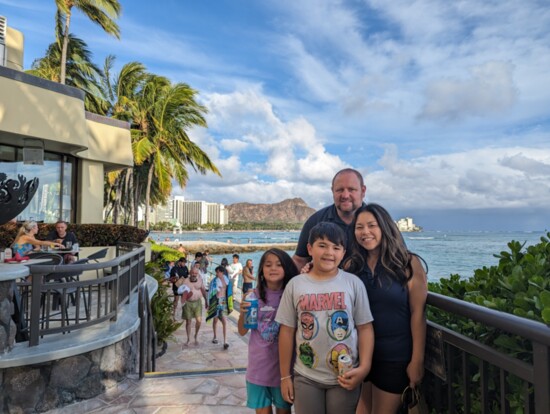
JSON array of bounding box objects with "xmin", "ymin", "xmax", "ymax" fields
[
  {"xmin": 240, "ymin": 299, "xmax": 251, "ymax": 311},
  {"xmin": 301, "ymin": 261, "xmax": 313, "ymax": 273},
  {"xmin": 281, "ymin": 377, "xmax": 294, "ymax": 403},
  {"xmin": 337, "ymin": 366, "xmax": 368, "ymax": 390}
]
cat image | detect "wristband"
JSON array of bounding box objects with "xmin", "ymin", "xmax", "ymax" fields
[{"xmin": 281, "ymin": 375, "xmax": 292, "ymax": 381}]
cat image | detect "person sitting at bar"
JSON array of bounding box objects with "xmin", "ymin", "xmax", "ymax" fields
[
  {"xmin": 12, "ymin": 221, "xmax": 63, "ymax": 256},
  {"xmin": 46, "ymin": 220, "xmax": 79, "ymax": 263}
]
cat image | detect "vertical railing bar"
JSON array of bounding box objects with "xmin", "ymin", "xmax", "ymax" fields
[
  {"xmin": 532, "ymin": 342, "xmax": 550, "ymax": 414},
  {"xmin": 463, "ymin": 350, "xmax": 471, "ymax": 414},
  {"xmin": 447, "ymin": 345, "xmax": 456, "ymax": 413},
  {"xmin": 499, "ymin": 368, "xmax": 510, "ymax": 414},
  {"xmin": 480, "ymin": 360, "xmax": 489, "ymax": 414}
]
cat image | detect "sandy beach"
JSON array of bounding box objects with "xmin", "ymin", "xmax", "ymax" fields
[{"xmin": 159, "ymin": 240, "xmax": 297, "ymax": 255}]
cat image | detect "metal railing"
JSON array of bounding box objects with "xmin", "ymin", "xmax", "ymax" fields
[
  {"xmin": 138, "ymin": 280, "xmax": 156, "ymax": 378},
  {"xmin": 15, "ymin": 243, "xmax": 146, "ymax": 346},
  {"xmin": 425, "ymin": 292, "xmax": 550, "ymax": 414}
]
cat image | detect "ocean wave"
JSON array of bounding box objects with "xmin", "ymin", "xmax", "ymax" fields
[{"xmin": 408, "ymin": 236, "xmax": 435, "ymax": 240}]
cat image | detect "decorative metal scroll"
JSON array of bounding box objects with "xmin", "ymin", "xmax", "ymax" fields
[{"xmin": 0, "ymin": 173, "xmax": 39, "ymax": 225}]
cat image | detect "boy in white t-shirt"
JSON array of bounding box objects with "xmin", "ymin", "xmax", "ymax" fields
[{"xmin": 275, "ymin": 222, "xmax": 374, "ymax": 414}]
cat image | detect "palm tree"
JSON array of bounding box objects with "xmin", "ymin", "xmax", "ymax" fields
[
  {"xmin": 132, "ymin": 75, "xmax": 221, "ymax": 229},
  {"xmin": 99, "ymin": 57, "xmax": 147, "ymax": 224},
  {"xmin": 27, "ymin": 34, "xmax": 107, "ymax": 113},
  {"xmin": 55, "ymin": 0, "xmax": 121, "ymax": 84}
]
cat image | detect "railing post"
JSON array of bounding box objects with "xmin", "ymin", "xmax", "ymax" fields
[
  {"xmin": 532, "ymin": 342, "xmax": 550, "ymax": 414},
  {"xmin": 28, "ymin": 273, "xmax": 44, "ymax": 346}
]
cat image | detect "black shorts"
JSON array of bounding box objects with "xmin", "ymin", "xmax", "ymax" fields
[{"xmin": 364, "ymin": 360, "xmax": 409, "ymax": 394}]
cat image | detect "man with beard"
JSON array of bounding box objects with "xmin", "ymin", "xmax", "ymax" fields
[
  {"xmin": 180, "ymin": 267, "xmax": 208, "ymax": 347},
  {"xmin": 293, "ymin": 169, "xmax": 367, "ymax": 270}
]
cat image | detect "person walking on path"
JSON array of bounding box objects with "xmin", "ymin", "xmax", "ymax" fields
[
  {"xmin": 207, "ymin": 265, "xmax": 234, "ymax": 350},
  {"xmin": 344, "ymin": 203, "xmax": 427, "ymax": 414},
  {"xmin": 276, "ymin": 222, "xmax": 374, "ymax": 414},
  {"xmin": 180, "ymin": 267, "xmax": 208, "ymax": 348},
  {"xmin": 228, "ymin": 253, "xmax": 243, "ymax": 291},
  {"xmin": 293, "ymin": 169, "xmax": 366, "ymax": 270},
  {"xmin": 170, "ymin": 257, "xmax": 189, "ymax": 316},
  {"xmin": 238, "ymin": 249, "xmax": 298, "ymax": 414},
  {"xmin": 242, "ymin": 258, "xmax": 255, "ymax": 295}
]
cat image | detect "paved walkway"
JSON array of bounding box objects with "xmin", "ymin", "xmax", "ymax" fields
[{"xmin": 46, "ymin": 299, "xmax": 252, "ymax": 413}]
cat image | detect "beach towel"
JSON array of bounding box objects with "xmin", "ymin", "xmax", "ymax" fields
[{"xmin": 206, "ymin": 275, "xmax": 233, "ymax": 322}]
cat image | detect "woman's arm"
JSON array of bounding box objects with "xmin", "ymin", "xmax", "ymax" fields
[
  {"xmin": 22, "ymin": 235, "xmax": 62, "ymax": 249},
  {"xmin": 407, "ymin": 255, "xmax": 428, "ymax": 387},
  {"xmin": 279, "ymin": 324, "xmax": 296, "ymax": 403}
]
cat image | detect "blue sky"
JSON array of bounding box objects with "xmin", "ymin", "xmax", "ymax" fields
[{"xmin": 2, "ymin": 0, "xmax": 550, "ymax": 231}]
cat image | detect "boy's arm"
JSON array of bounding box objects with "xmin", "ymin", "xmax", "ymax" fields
[
  {"xmin": 279, "ymin": 324, "xmax": 296, "ymax": 403},
  {"xmin": 338, "ymin": 322, "xmax": 374, "ymax": 390}
]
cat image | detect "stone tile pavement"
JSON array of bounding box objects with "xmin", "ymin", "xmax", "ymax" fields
[{"xmin": 46, "ymin": 302, "xmax": 253, "ymax": 413}]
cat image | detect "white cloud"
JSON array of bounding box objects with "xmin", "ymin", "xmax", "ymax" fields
[
  {"xmin": 366, "ymin": 146, "xmax": 550, "ymax": 210},
  {"xmin": 419, "ymin": 61, "xmax": 518, "ymax": 121}
]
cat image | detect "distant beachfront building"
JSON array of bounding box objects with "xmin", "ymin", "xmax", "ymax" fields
[
  {"xmin": 151, "ymin": 196, "xmax": 228, "ymax": 225},
  {"xmin": 396, "ymin": 217, "xmax": 420, "ymax": 232}
]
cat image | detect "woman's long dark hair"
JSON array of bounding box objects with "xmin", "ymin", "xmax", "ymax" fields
[
  {"xmin": 344, "ymin": 203, "xmax": 412, "ymax": 285},
  {"xmin": 257, "ymin": 248, "xmax": 299, "ymax": 302}
]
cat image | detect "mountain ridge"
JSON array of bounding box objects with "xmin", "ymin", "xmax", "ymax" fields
[{"xmin": 227, "ymin": 197, "xmax": 315, "ymax": 223}]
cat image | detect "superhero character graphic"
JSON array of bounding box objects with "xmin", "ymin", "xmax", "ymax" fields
[
  {"xmin": 298, "ymin": 342, "xmax": 316, "ymax": 368},
  {"xmin": 326, "ymin": 343, "xmax": 352, "ymax": 374},
  {"xmin": 327, "ymin": 310, "xmax": 350, "ymax": 341},
  {"xmin": 300, "ymin": 311, "xmax": 318, "ymax": 340}
]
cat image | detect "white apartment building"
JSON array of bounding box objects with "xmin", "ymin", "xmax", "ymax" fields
[{"xmin": 151, "ymin": 197, "xmax": 228, "ymax": 225}]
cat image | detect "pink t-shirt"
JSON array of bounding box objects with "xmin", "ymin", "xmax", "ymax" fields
[{"xmin": 246, "ymin": 288, "xmax": 284, "ymax": 387}]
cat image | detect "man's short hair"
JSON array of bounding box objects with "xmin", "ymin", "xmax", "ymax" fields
[
  {"xmin": 331, "ymin": 168, "xmax": 365, "ymax": 189},
  {"xmin": 178, "ymin": 257, "xmax": 187, "ymax": 263}
]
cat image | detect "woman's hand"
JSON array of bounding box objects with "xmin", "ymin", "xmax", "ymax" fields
[{"xmin": 406, "ymin": 359, "xmax": 424, "ymax": 388}]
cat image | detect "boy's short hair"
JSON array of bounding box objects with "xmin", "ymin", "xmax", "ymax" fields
[
  {"xmin": 215, "ymin": 265, "xmax": 225, "ymax": 274},
  {"xmin": 232, "ymin": 254, "xmax": 239, "ymax": 259},
  {"xmin": 195, "ymin": 252, "xmax": 203, "ymax": 258},
  {"xmin": 308, "ymin": 222, "xmax": 347, "ymax": 248},
  {"xmin": 178, "ymin": 257, "xmax": 186, "ymax": 263}
]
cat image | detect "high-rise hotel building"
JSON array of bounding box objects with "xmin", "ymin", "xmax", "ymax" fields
[{"xmin": 151, "ymin": 196, "xmax": 228, "ymax": 226}]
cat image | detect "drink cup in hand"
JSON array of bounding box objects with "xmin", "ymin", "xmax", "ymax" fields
[{"xmin": 66, "ymin": 241, "xmax": 72, "ymax": 249}]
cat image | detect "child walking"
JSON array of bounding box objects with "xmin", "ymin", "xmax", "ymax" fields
[
  {"xmin": 238, "ymin": 248, "xmax": 299, "ymax": 414},
  {"xmin": 206, "ymin": 265, "xmax": 234, "ymax": 350},
  {"xmin": 275, "ymin": 222, "xmax": 375, "ymax": 414}
]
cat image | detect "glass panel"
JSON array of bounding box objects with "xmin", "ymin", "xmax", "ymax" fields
[{"xmin": 0, "ymin": 147, "xmax": 75, "ymax": 222}]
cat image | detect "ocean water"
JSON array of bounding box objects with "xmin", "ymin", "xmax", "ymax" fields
[{"xmin": 152, "ymin": 230, "xmax": 548, "ymax": 282}]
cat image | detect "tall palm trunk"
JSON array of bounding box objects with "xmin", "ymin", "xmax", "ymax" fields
[
  {"xmin": 144, "ymin": 163, "xmax": 154, "ymax": 230},
  {"xmin": 59, "ymin": 11, "xmax": 72, "ymax": 84}
]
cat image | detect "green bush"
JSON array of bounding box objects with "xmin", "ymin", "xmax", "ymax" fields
[
  {"xmin": 0, "ymin": 223, "xmax": 149, "ymax": 247},
  {"xmin": 147, "ymin": 261, "xmax": 182, "ymax": 345},
  {"xmin": 427, "ymin": 232, "xmax": 550, "ymax": 413}
]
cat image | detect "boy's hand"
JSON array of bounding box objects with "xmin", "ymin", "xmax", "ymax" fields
[
  {"xmin": 337, "ymin": 366, "xmax": 368, "ymax": 390},
  {"xmin": 281, "ymin": 378, "xmax": 294, "ymax": 403}
]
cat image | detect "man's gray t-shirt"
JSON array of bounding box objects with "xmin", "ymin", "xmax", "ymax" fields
[{"xmin": 275, "ymin": 269, "xmax": 373, "ymax": 385}]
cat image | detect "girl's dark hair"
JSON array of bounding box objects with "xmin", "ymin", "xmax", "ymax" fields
[
  {"xmin": 344, "ymin": 203, "xmax": 412, "ymax": 285},
  {"xmin": 308, "ymin": 222, "xmax": 346, "ymax": 248},
  {"xmin": 257, "ymin": 248, "xmax": 298, "ymax": 302},
  {"xmin": 220, "ymin": 257, "xmax": 229, "ymax": 267}
]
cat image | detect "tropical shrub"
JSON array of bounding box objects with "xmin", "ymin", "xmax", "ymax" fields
[
  {"xmin": 427, "ymin": 232, "xmax": 550, "ymax": 413},
  {"xmin": 147, "ymin": 261, "xmax": 182, "ymax": 346},
  {"xmin": 0, "ymin": 223, "xmax": 149, "ymax": 247}
]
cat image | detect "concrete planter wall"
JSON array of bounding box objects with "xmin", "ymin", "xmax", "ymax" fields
[{"xmin": 0, "ymin": 331, "xmax": 139, "ymax": 413}]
